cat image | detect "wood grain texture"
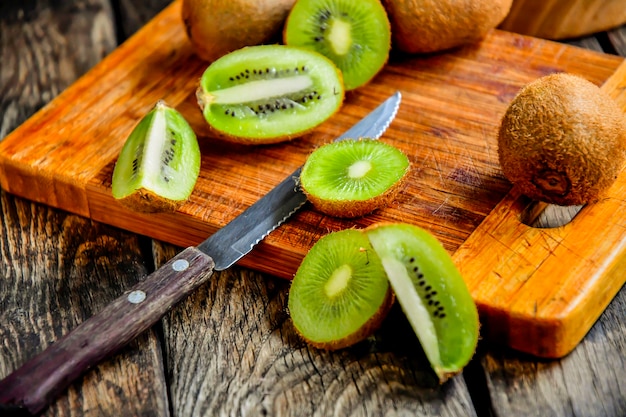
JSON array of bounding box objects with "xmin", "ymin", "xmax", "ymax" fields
[
  {"xmin": 0, "ymin": 0, "xmax": 624, "ymax": 358},
  {"xmin": 0, "ymin": 192, "xmax": 170, "ymax": 416},
  {"xmin": 0, "ymin": 0, "xmax": 625, "ymax": 416},
  {"xmin": 499, "ymin": 0, "xmax": 626, "ymax": 39},
  {"xmin": 0, "ymin": 1, "xmax": 171, "ymax": 416},
  {"xmin": 482, "ymin": 285, "xmax": 626, "ymax": 417}
]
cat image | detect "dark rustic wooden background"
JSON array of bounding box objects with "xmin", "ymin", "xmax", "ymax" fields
[{"xmin": 1, "ymin": 1, "xmax": 625, "ymax": 416}]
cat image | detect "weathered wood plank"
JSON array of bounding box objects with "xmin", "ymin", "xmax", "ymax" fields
[
  {"xmin": 0, "ymin": 193, "xmax": 171, "ymax": 416},
  {"xmin": 0, "ymin": 1, "xmax": 171, "ymax": 415},
  {"xmin": 0, "ymin": 0, "xmax": 117, "ymax": 139},
  {"xmin": 153, "ymin": 241, "xmax": 478, "ymax": 417}
]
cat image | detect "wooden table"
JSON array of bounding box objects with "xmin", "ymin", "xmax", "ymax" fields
[{"xmin": 1, "ymin": 2, "xmax": 625, "ymax": 416}]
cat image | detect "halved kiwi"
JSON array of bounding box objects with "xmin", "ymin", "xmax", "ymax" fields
[
  {"xmin": 365, "ymin": 223, "xmax": 479, "ymax": 382},
  {"xmin": 300, "ymin": 138, "xmax": 410, "ymax": 218},
  {"xmin": 111, "ymin": 101, "xmax": 201, "ymax": 212},
  {"xmin": 283, "ymin": 0, "xmax": 391, "ymax": 90},
  {"xmin": 288, "ymin": 229, "xmax": 394, "ymax": 350},
  {"xmin": 197, "ymin": 44, "xmax": 345, "ymax": 144}
]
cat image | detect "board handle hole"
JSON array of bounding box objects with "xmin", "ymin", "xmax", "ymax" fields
[{"xmin": 520, "ymin": 199, "xmax": 584, "ymax": 228}]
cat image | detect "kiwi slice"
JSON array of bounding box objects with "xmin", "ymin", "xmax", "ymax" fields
[
  {"xmin": 111, "ymin": 101, "xmax": 201, "ymax": 212},
  {"xmin": 196, "ymin": 44, "xmax": 345, "ymax": 144},
  {"xmin": 288, "ymin": 229, "xmax": 394, "ymax": 350},
  {"xmin": 365, "ymin": 223, "xmax": 479, "ymax": 382},
  {"xmin": 283, "ymin": 0, "xmax": 391, "ymax": 91},
  {"xmin": 300, "ymin": 138, "xmax": 410, "ymax": 218}
]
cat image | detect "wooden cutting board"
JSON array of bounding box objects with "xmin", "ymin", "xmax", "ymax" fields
[{"xmin": 0, "ymin": 0, "xmax": 624, "ymax": 359}]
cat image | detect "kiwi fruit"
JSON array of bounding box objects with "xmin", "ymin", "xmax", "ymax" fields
[
  {"xmin": 498, "ymin": 73, "xmax": 626, "ymax": 206},
  {"xmin": 111, "ymin": 101, "xmax": 201, "ymax": 212},
  {"xmin": 196, "ymin": 44, "xmax": 345, "ymax": 144},
  {"xmin": 288, "ymin": 223, "xmax": 480, "ymax": 381},
  {"xmin": 181, "ymin": 0, "xmax": 297, "ymax": 62},
  {"xmin": 288, "ymin": 228, "xmax": 394, "ymax": 350},
  {"xmin": 381, "ymin": 0, "xmax": 513, "ymax": 54},
  {"xmin": 283, "ymin": 0, "xmax": 391, "ymax": 91},
  {"xmin": 365, "ymin": 223, "xmax": 479, "ymax": 382},
  {"xmin": 299, "ymin": 138, "xmax": 410, "ymax": 218}
]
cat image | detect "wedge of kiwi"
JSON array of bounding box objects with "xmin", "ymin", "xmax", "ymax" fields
[
  {"xmin": 498, "ymin": 73, "xmax": 626, "ymax": 205},
  {"xmin": 288, "ymin": 229, "xmax": 394, "ymax": 350},
  {"xmin": 111, "ymin": 101, "xmax": 201, "ymax": 212},
  {"xmin": 283, "ymin": 0, "xmax": 391, "ymax": 91},
  {"xmin": 365, "ymin": 223, "xmax": 479, "ymax": 382},
  {"xmin": 300, "ymin": 138, "xmax": 410, "ymax": 218},
  {"xmin": 196, "ymin": 44, "xmax": 345, "ymax": 144}
]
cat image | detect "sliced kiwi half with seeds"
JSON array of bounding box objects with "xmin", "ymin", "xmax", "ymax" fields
[
  {"xmin": 283, "ymin": 0, "xmax": 391, "ymax": 91},
  {"xmin": 196, "ymin": 44, "xmax": 345, "ymax": 144},
  {"xmin": 289, "ymin": 223, "xmax": 480, "ymax": 381},
  {"xmin": 300, "ymin": 138, "xmax": 410, "ymax": 218},
  {"xmin": 365, "ymin": 223, "xmax": 480, "ymax": 383},
  {"xmin": 288, "ymin": 228, "xmax": 394, "ymax": 350},
  {"xmin": 111, "ymin": 101, "xmax": 201, "ymax": 212}
]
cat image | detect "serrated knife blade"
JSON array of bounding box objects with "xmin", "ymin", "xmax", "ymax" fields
[
  {"xmin": 200, "ymin": 91, "xmax": 402, "ymax": 270},
  {"xmin": 0, "ymin": 91, "xmax": 402, "ymax": 416}
]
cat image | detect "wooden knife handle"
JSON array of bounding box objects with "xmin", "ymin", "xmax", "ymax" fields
[{"xmin": 0, "ymin": 246, "xmax": 214, "ymax": 416}]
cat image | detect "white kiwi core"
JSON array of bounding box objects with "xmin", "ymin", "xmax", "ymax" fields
[
  {"xmin": 348, "ymin": 160, "xmax": 372, "ymax": 179},
  {"xmin": 209, "ymin": 75, "xmax": 313, "ymax": 104},
  {"xmin": 380, "ymin": 257, "xmax": 441, "ymax": 369},
  {"xmin": 143, "ymin": 102, "xmax": 168, "ymax": 187},
  {"xmin": 324, "ymin": 264, "xmax": 352, "ymax": 298},
  {"xmin": 327, "ymin": 18, "xmax": 352, "ymax": 56}
]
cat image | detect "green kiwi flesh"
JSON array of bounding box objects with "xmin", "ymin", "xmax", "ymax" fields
[
  {"xmin": 365, "ymin": 223, "xmax": 479, "ymax": 382},
  {"xmin": 288, "ymin": 229, "xmax": 394, "ymax": 350},
  {"xmin": 300, "ymin": 138, "xmax": 410, "ymax": 218},
  {"xmin": 197, "ymin": 45, "xmax": 345, "ymax": 144},
  {"xmin": 111, "ymin": 101, "xmax": 201, "ymax": 212},
  {"xmin": 283, "ymin": 0, "xmax": 391, "ymax": 90}
]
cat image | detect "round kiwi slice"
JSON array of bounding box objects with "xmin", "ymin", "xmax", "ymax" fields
[
  {"xmin": 197, "ymin": 44, "xmax": 345, "ymax": 144},
  {"xmin": 364, "ymin": 223, "xmax": 479, "ymax": 383},
  {"xmin": 300, "ymin": 138, "xmax": 410, "ymax": 218},
  {"xmin": 283, "ymin": 0, "xmax": 391, "ymax": 91},
  {"xmin": 498, "ymin": 73, "xmax": 626, "ymax": 205},
  {"xmin": 111, "ymin": 101, "xmax": 201, "ymax": 212},
  {"xmin": 288, "ymin": 229, "xmax": 394, "ymax": 350}
]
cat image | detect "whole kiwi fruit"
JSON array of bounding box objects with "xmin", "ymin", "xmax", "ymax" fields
[
  {"xmin": 498, "ymin": 73, "xmax": 626, "ymax": 206},
  {"xmin": 381, "ymin": 0, "xmax": 513, "ymax": 54},
  {"xmin": 182, "ymin": 0, "xmax": 297, "ymax": 62}
]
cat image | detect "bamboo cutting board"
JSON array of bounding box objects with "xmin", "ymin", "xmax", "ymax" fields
[{"xmin": 0, "ymin": 0, "xmax": 624, "ymax": 359}]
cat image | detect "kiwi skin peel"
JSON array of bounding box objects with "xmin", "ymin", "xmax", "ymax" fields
[{"xmin": 498, "ymin": 73, "xmax": 626, "ymax": 206}]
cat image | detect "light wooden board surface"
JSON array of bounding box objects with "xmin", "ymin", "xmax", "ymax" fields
[{"xmin": 0, "ymin": 0, "xmax": 624, "ymax": 358}]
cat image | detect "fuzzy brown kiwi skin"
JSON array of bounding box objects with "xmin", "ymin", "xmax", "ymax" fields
[
  {"xmin": 294, "ymin": 287, "xmax": 396, "ymax": 351},
  {"xmin": 116, "ymin": 189, "xmax": 185, "ymax": 213},
  {"xmin": 182, "ymin": 0, "xmax": 297, "ymax": 62},
  {"xmin": 381, "ymin": 0, "xmax": 512, "ymax": 54},
  {"xmin": 303, "ymin": 171, "xmax": 410, "ymax": 218},
  {"xmin": 498, "ymin": 73, "xmax": 626, "ymax": 206}
]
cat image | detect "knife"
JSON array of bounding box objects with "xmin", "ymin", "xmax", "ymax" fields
[{"xmin": 0, "ymin": 91, "xmax": 402, "ymax": 416}]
